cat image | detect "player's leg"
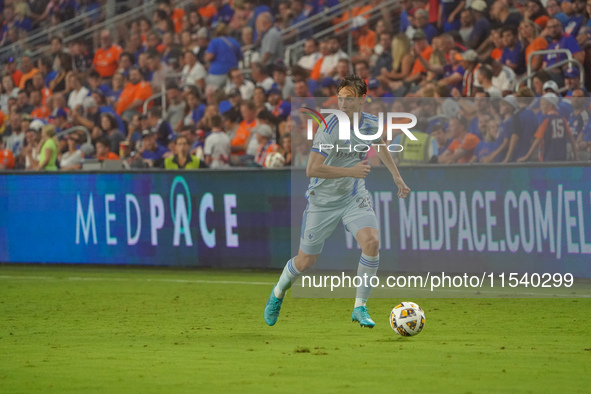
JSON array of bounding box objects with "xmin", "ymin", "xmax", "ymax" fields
[
  {"xmin": 264, "ymin": 204, "xmax": 341, "ymax": 326},
  {"xmin": 344, "ymin": 198, "xmax": 380, "ymax": 328}
]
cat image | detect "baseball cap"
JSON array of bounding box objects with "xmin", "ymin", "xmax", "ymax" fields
[
  {"xmin": 228, "ymin": 88, "xmax": 241, "ymax": 98},
  {"xmin": 80, "ymin": 143, "xmax": 95, "ymax": 157},
  {"xmin": 141, "ymin": 129, "xmax": 154, "ymax": 138},
  {"xmin": 218, "ymin": 100, "xmax": 233, "ymax": 115},
  {"xmin": 542, "ymin": 93, "xmax": 559, "ymax": 108},
  {"xmin": 461, "ymin": 50, "xmax": 478, "ymax": 62},
  {"xmin": 351, "ymin": 16, "xmax": 367, "ymax": 30},
  {"xmin": 412, "ymin": 30, "xmax": 427, "ymax": 41},
  {"xmin": 565, "ymin": 68, "xmax": 580, "ymax": 79},
  {"xmin": 321, "ymin": 77, "xmax": 337, "ymax": 88},
  {"xmin": 196, "ymin": 27, "xmax": 208, "ymax": 39},
  {"xmin": 543, "ymin": 80, "xmax": 560, "ymax": 93},
  {"xmin": 368, "ymin": 78, "xmax": 380, "ymax": 90},
  {"xmin": 253, "ymin": 124, "xmax": 274, "ymax": 139},
  {"xmin": 83, "ymin": 96, "xmax": 97, "ymax": 110},
  {"xmin": 471, "ymin": 0, "xmax": 487, "ymax": 12},
  {"xmin": 30, "ymin": 119, "xmax": 44, "ymax": 131},
  {"xmin": 276, "ymin": 101, "xmax": 291, "ymax": 119},
  {"xmin": 268, "ymin": 86, "xmax": 282, "ymax": 96}
]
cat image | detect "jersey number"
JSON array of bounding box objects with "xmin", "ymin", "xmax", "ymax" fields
[{"xmin": 551, "ymin": 119, "xmax": 565, "ymax": 139}]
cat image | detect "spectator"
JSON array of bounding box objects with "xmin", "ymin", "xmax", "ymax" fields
[
  {"xmin": 567, "ymin": 88, "xmax": 589, "ymax": 143},
  {"xmin": 459, "ymin": 9, "xmax": 474, "ymax": 44},
  {"xmin": 525, "ymin": 0, "xmax": 549, "ymax": 29},
  {"xmin": 60, "ymin": 133, "xmax": 83, "ymax": 170},
  {"xmin": 95, "ymin": 135, "xmax": 120, "ymax": 161},
  {"xmin": 204, "ymin": 114, "xmax": 231, "ymax": 168},
  {"xmin": 31, "ymin": 73, "xmax": 51, "ymax": 106},
  {"xmin": 256, "ymin": 12, "xmax": 283, "ymax": 65},
  {"xmin": 148, "ymin": 107, "xmax": 174, "ymax": 146},
  {"xmin": 490, "ymin": 0, "xmax": 523, "ymax": 29},
  {"xmin": 268, "ymin": 87, "xmax": 290, "ymax": 119},
  {"xmin": 297, "ymin": 38, "xmax": 321, "ymax": 71},
  {"xmin": 407, "ymin": 30, "xmax": 433, "ymax": 85},
  {"xmin": 240, "ymin": 26, "xmax": 261, "ymax": 69},
  {"xmin": 147, "ymin": 49, "xmax": 170, "ymax": 95},
  {"xmin": 1, "ymin": 75, "xmax": 19, "ymax": 113},
  {"xmin": 477, "ymin": 65, "xmax": 502, "ymax": 97},
  {"xmin": 414, "ymin": 9, "xmax": 437, "ymax": 44},
  {"xmin": 205, "ymin": 23, "xmax": 242, "ymax": 88},
  {"xmin": 520, "ymin": 20, "xmax": 547, "ymax": 72},
  {"xmin": 30, "ymin": 90, "xmax": 50, "ymax": 119},
  {"xmin": 100, "ymin": 113, "xmax": 125, "ymax": 154},
  {"xmin": 6, "ymin": 57, "xmax": 23, "ymax": 88},
  {"xmin": 118, "ymin": 52, "xmax": 134, "ymax": 78},
  {"xmin": 378, "ymin": 34, "xmax": 412, "ymax": 85},
  {"xmin": 467, "ymin": 0, "xmax": 490, "ymax": 49},
  {"xmin": 50, "ymin": 53, "xmax": 73, "ymax": 93},
  {"xmin": 231, "ymin": 100, "xmax": 257, "ymax": 158},
  {"xmin": 352, "ymin": 16, "xmax": 376, "ymax": 58},
  {"xmin": 272, "ymin": 63, "xmax": 294, "ymax": 100},
  {"xmin": 430, "ymin": 123, "xmax": 451, "ymax": 160},
  {"xmin": 93, "ymin": 30, "xmax": 124, "ymax": 78},
  {"xmin": 4, "ymin": 112, "xmax": 24, "ymax": 158},
  {"xmin": 66, "ymin": 73, "xmax": 89, "ymax": 110},
  {"xmin": 163, "ymin": 135, "xmax": 207, "ymax": 169},
  {"xmin": 439, "ymin": 116, "xmax": 480, "ymax": 163},
  {"xmin": 22, "ymin": 128, "xmax": 40, "ymax": 170},
  {"xmin": 18, "ymin": 53, "xmax": 39, "ymax": 91},
  {"xmin": 480, "ymin": 96, "xmax": 515, "ymax": 163},
  {"xmin": 251, "ymin": 62, "xmax": 275, "ymax": 92},
  {"xmin": 253, "ymin": 123, "xmax": 278, "ymax": 167},
  {"xmin": 564, "ymin": 67, "xmax": 582, "ymax": 96},
  {"xmin": 371, "ymin": 33, "xmax": 393, "ymax": 78},
  {"xmin": 34, "ymin": 124, "xmax": 58, "ymax": 170},
  {"xmin": 164, "ymin": 82, "xmax": 186, "ymax": 131},
  {"xmin": 503, "ymin": 88, "xmax": 539, "ymax": 162},
  {"xmin": 500, "ymin": 27, "xmax": 526, "ymax": 75},
  {"xmin": 17, "ymin": 90, "xmax": 34, "ymax": 114},
  {"xmin": 181, "ymin": 50, "xmax": 206, "ymax": 89},
  {"xmin": 224, "ymin": 68, "xmax": 254, "ymax": 100},
  {"xmin": 69, "ymin": 40, "xmax": 93, "ymax": 75},
  {"xmin": 140, "ymin": 129, "xmax": 169, "ymax": 167},
  {"xmin": 518, "ymin": 93, "xmax": 578, "ymax": 162},
  {"xmin": 543, "ymin": 17, "xmax": 584, "ymax": 84},
  {"xmin": 115, "ymin": 67, "xmax": 153, "ymax": 120},
  {"xmin": 50, "ymin": 108, "xmax": 70, "ymax": 133}
]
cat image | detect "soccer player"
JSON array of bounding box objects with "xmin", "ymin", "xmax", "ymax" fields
[{"xmin": 264, "ymin": 75, "xmax": 411, "ymax": 328}]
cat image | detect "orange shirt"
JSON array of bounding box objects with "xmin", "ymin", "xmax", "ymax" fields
[
  {"xmin": 115, "ymin": 81, "xmax": 153, "ymax": 115},
  {"xmin": 172, "ymin": 8, "xmax": 185, "ymax": 33},
  {"xmin": 31, "ymin": 106, "xmax": 51, "ymax": 119},
  {"xmin": 11, "ymin": 70, "xmax": 23, "ymax": 87},
  {"xmin": 93, "ymin": 45, "xmax": 124, "ymax": 78},
  {"xmin": 448, "ymin": 133, "xmax": 480, "ymax": 163},
  {"xmin": 99, "ymin": 152, "xmax": 120, "ymax": 161},
  {"xmin": 526, "ymin": 37, "xmax": 548, "ymax": 66},
  {"xmin": 410, "ymin": 46, "xmax": 433, "ymax": 76},
  {"xmin": 41, "ymin": 87, "xmax": 52, "ymax": 106},
  {"xmin": 491, "ymin": 48, "xmax": 503, "ymax": 61},
  {"xmin": 357, "ymin": 29, "xmax": 376, "ymax": 57},
  {"xmin": 19, "ymin": 67, "xmax": 40, "ymax": 90},
  {"xmin": 231, "ymin": 119, "xmax": 256, "ymax": 155},
  {"xmin": 0, "ymin": 148, "xmax": 15, "ymax": 169},
  {"xmin": 199, "ymin": 3, "xmax": 216, "ymax": 19},
  {"xmin": 310, "ymin": 56, "xmax": 324, "ymax": 80}
]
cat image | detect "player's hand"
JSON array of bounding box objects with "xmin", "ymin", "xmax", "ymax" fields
[
  {"xmin": 350, "ymin": 160, "xmax": 371, "ymax": 178},
  {"xmin": 395, "ymin": 178, "xmax": 410, "ymax": 199}
]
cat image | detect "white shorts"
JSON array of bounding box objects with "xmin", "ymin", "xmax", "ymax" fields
[{"xmin": 299, "ymin": 192, "xmax": 379, "ymax": 255}]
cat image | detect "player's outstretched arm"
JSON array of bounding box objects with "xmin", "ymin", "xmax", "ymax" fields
[
  {"xmin": 306, "ymin": 151, "xmax": 370, "ymax": 179},
  {"xmin": 373, "ymin": 137, "xmax": 410, "ymax": 199}
]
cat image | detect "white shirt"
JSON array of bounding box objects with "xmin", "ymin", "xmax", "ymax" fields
[
  {"xmin": 204, "ymin": 131, "xmax": 231, "ymax": 169},
  {"xmin": 297, "ymin": 52, "xmax": 321, "ymax": 70},
  {"xmin": 225, "ymin": 80, "xmax": 255, "ymax": 100},
  {"xmin": 182, "ymin": 62, "xmax": 207, "ymax": 87},
  {"xmin": 60, "ymin": 150, "xmax": 83, "ymax": 168},
  {"xmin": 256, "ymin": 77, "xmax": 275, "ymax": 92},
  {"xmin": 492, "ymin": 66, "xmax": 517, "ymax": 92},
  {"xmin": 320, "ymin": 51, "xmax": 348, "ymax": 77},
  {"xmin": 68, "ymin": 87, "xmax": 90, "ymax": 110}
]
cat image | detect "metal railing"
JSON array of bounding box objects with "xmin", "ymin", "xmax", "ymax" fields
[
  {"xmin": 55, "ymin": 126, "xmax": 92, "ymax": 145},
  {"xmin": 515, "ymin": 49, "xmax": 585, "ymax": 92},
  {"xmin": 284, "ymin": 0, "xmax": 400, "ymax": 66}
]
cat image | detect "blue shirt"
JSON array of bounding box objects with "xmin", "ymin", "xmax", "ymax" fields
[
  {"xmin": 192, "ymin": 104, "xmax": 206, "ymax": 125},
  {"xmin": 424, "ymin": 24, "xmax": 438, "ymax": 44},
  {"xmin": 206, "ymin": 37, "xmax": 242, "ymax": 75},
  {"xmin": 142, "ymin": 143, "xmax": 169, "ymax": 162},
  {"xmin": 564, "ymin": 15, "xmax": 584, "ymax": 38},
  {"xmin": 545, "ymin": 34, "xmax": 581, "ymax": 67},
  {"xmin": 399, "ymin": 10, "xmax": 410, "ymax": 32},
  {"xmin": 45, "ymin": 70, "xmax": 57, "ymax": 87},
  {"xmin": 469, "ymin": 17, "xmax": 490, "ymax": 48},
  {"xmin": 500, "ymin": 41, "xmax": 525, "ymax": 75},
  {"xmin": 511, "ymin": 108, "xmax": 538, "ymax": 161},
  {"xmin": 443, "ymin": 64, "xmax": 464, "ymax": 92}
]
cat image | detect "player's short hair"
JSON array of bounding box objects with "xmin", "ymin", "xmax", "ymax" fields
[{"xmin": 337, "ymin": 74, "xmax": 367, "ymax": 97}]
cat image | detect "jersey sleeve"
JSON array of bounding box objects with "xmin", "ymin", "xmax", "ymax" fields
[
  {"xmin": 310, "ymin": 115, "xmax": 338, "ymax": 157},
  {"xmin": 534, "ymin": 118, "xmax": 549, "ymax": 140}
]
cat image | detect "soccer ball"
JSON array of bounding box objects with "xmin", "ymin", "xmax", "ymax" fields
[{"xmin": 390, "ymin": 301, "xmax": 426, "ymax": 337}]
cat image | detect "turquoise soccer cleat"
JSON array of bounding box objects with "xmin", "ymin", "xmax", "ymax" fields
[
  {"xmin": 264, "ymin": 286, "xmax": 284, "ymax": 326},
  {"xmin": 351, "ymin": 306, "xmax": 375, "ymax": 328}
]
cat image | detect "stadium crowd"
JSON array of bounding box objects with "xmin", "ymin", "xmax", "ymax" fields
[{"xmin": 1, "ymin": 0, "xmax": 591, "ymax": 171}]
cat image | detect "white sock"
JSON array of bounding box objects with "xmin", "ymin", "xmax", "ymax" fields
[
  {"xmin": 354, "ymin": 253, "xmax": 379, "ymax": 308},
  {"xmin": 274, "ymin": 258, "xmax": 300, "ymax": 299}
]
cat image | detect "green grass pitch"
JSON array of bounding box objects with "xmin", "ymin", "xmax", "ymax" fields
[{"xmin": 1, "ymin": 264, "xmax": 590, "ymax": 393}]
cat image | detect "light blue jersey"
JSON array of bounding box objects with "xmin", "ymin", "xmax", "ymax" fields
[{"xmin": 306, "ymin": 112, "xmax": 383, "ymax": 206}]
